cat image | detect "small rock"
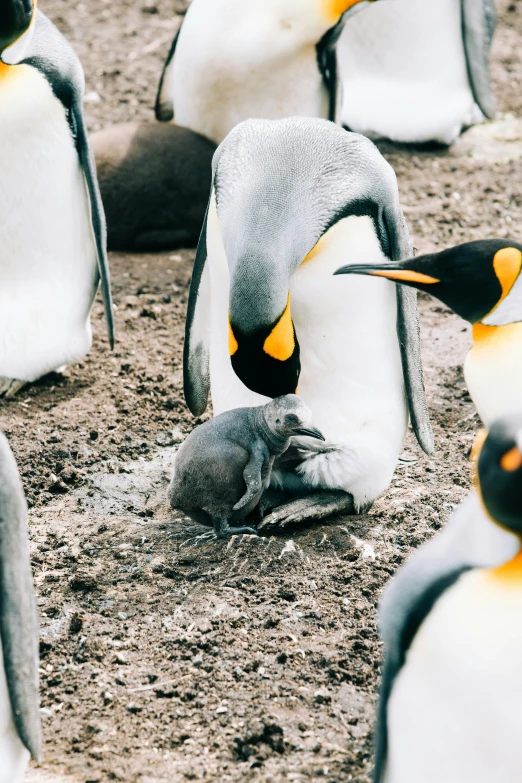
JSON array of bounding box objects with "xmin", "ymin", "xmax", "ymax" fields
[
  {"xmin": 69, "ymin": 573, "xmax": 97, "ymax": 592},
  {"xmin": 103, "ymin": 691, "xmax": 114, "ymax": 705},
  {"xmin": 126, "ymin": 702, "xmax": 142, "ymax": 714},
  {"xmin": 69, "ymin": 613, "xmax": 84, "ymax": 635},
  {"xmin": 40, "ymin": 708, "xmax": 53, "ymax": 721},
  {"xmin": 89, "ymin": 430, "xmax": 99, "ymax": 441},
  {"xmin": 114, "ymin": 652, "xmax": 129, "ymax": 665},
  {"xmin": 156, "ymin": 432, "xmax": 173, "ymax": 447},
  {"xmin": 171, "ymin": 428, "xmax": 185, "ymax": 444},
  {"xmin": 314, "ymin": 688, "xmax": 332, "ymax": 705},
  {"xmin": 84, "ymin": 90, "xmax": 101, "ymax": 103}
]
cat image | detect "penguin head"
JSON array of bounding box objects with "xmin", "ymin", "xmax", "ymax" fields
[
  {"xmin": 0, "ymin": 0, "xmax": 33, "ymax": 54},
  {"xmin": 213, "ymin": 117, "xmax": 404, "ymax": 400},
  {"xmin": 263, "ymin": 395, "xmax": 325, "ymax": 442},
  {"xmin": 477, "ymin": 414, "xmax": 522, "ymax": 534},
  {"xmin": 335, "ymin": 240, "xmax": 522, "ymax": 326}
]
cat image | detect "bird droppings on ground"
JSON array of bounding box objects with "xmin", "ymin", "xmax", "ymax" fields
[{"xmin": 1, "ymin": 0, "xmax": 521, "ymax": 781}]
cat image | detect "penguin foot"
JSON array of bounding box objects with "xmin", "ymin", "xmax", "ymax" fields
[
  {"xmin": 213, "ymin": 517, "xmax": 259, "ymax": 539},
  {"xmin": 258, "ymin": 491, "xmax": 354, "ymax": 530},
  {"xmin": 0, "ymin": 378, "xmax": 26, "ymax": 399}
]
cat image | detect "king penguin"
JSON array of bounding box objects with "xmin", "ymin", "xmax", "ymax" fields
[
  {"xmin": 335, "ymin": 239, "xmax": 522, "ymax": 427},
  {"xmin": 374, "ymin": 413, "xmax": 522, "ymax": 783},
  {"xmin": 337, "ymin": 0, "xmax": 496, "ymax": 145},
  {"xmin": 184, "ymin": 117, "xmax": 433, "ymax": 527},
  {"xmin": 0, "ymin": 430, "xmax": 41, "ymax": 781},
  {"xmin": 0, "ymin": 1, "xmax": 114, "ymax": 398},
  {"xmin": 155, "ymin": 0, "xmax": 376, "ymax": 144}
]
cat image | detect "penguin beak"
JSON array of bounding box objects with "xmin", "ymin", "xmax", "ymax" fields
[
  {"xmin": 295, "ymin": 425, "xmax": 325, "ymax": 441},
  {"xmin": 334, "ymin": 262, "xmax": 440, "ymax": 285}
]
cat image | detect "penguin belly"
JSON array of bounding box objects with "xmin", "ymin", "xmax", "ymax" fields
[
  {"xmin": 168, "ymin": 3, "xmax": 328, "ymax": 144},
  {"xmin": 464, "ymin": 323, "xmax": 522, "ymax": 427},
  {"xmin": 338, "ymin": 0, "xmax": 482, "ymax": 145},
  {"xmin": 208, "ymin": 205, "xmax": 408, "ymax": 510},
  {"xmin": 385, "ymin": 561, "xmax": 522, "ymax": 783},
  {"xmin": 0, "ymin": 640, "xmax": 30, "ymax": 783},
  {"xmin": 0, "ymin": 65, "xmax": 97, "ymax": 382}
]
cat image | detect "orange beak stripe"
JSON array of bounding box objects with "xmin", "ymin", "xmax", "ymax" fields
[{"xmin": 368, "ymin": 269, "xmax": 440, "ymax": 285}]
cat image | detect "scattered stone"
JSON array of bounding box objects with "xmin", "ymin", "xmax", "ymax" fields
[
  {"xmin": 69, "ymin": 612, "xmax": 84, "ymax": 634},
  {"xmin": 126, "ymin": 702, "xmax": 142, "ymax": 714},
  {"xmin": 314, "ymin": 688, "xmax": 332, "ymax": 705},
  {"xmin": 69, "ymin": 573, "xmax": 97, "ymax": 592}
]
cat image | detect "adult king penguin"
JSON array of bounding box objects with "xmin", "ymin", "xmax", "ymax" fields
[
  {"xmin": 155, "ymin": 0, "xmax": 376, "ymax": 144},
  {"xmin": 374, "ymin": 414, "xmax": 522, "ymax": 783},
  {"xmin": 184, "ymin": 117, "xmax": 433, "ymax": 526},
  {"xmin": 0, "ymin": 431, "xmax": 41, "ymax": 781},
  {"xmin": 336, "ymin": 239, "xmax": 522, "ymax": 427},
  {"xmin": 0, "ymin": 1, "xmax": 114, "ymax": 398},
  {"xmin": 337, "ymin": 0, "xmax": 496, "ymax": 145}
]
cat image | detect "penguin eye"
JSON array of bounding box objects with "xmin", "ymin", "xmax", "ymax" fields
[{"xmin": 285, "ymin": 414, "xmax": 298, "ymax": 425}]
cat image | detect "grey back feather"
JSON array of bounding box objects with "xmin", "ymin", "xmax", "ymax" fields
[{"xmin": 461, "ymin": 0, "xmax": 496, "ymax": 119}]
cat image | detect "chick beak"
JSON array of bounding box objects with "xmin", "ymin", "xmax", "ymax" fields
[{"xmin": 295, "ymin": 425, "xmax": 325, "ymax": 441}]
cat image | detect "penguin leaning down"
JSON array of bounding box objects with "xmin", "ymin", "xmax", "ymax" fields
[
  {"xmin": 337, "ymin": 0, "xmax": 496, "ymax": 145},
  {"xmin": 0, "ymin": 431, "xmax": 41, "ymax": 782},
  {"xmin": 0, "ymin": 1, "xmax": 114, "ymax": 398},
  {"xmin": 374, "ymin": 414, "xmax": 522, "ymax": 783},
  {"xmin": 184, "ymin": 117, "xmax": 433, "ymax": 528},
  {"xmin": 155, "ymin": 0, "xmax": 377, "ymax": 144},
  {"xmin": 336, "ymin": 239, "xmax": 522, "ymax": 427}
]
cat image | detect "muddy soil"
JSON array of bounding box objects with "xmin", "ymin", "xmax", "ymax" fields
[{"xmin": 2, "ymin": 1, "xmax": 522, "ymax": 781}]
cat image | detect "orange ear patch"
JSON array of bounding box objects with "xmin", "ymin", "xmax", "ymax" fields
[
  {"xmin": 323, "ymin": 0, "xmax": 368, "ymax": 21},
  {"xmin": 263, "ymin": 294, "xmax": 295, "ymax": 362},
  {"xmin": 501, "ymin": 446, "xmax": 522, "ymax": 473},
  {"xmin": 492, "ymin": 247, "xmax": 522, "ymax": 304}
]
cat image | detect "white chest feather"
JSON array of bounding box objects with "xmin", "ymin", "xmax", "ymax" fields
[
  {"xmin": 207, "ymin": 198, "xmax": 408, "ymax": 508},
  {"xmin": 386, "ymin": 565, "xmax": 522, "ymax": 783},
  {"xmin": 0, "ymin": 65, "xmax": 97, "ymax": 382},
  {"xmin": 168, "ymin": 1, "xmax": 328, "ymax": 144},
  {"xmin": 464, "ymin": 324, "xmax": 522, "ymax": 428},
  {"xmin": 0, "ymin": 639, "xmax": 30, "ymax": 783},
  {"xmin": 338, "ymin": 0, "xmax": 482, "ymax": 144}
]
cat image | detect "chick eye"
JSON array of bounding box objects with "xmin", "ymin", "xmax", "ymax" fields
[{"xmin": 285, "ymin": 414, "xmax": 298, "ymax": 425}]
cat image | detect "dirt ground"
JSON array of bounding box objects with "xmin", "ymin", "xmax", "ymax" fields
[{"xmin": 3, "ymin": 1, "xmax": 522, "ymax": 781}]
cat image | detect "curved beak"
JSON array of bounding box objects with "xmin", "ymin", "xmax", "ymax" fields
[{"xmin": 295, "ymin": 425, "xmax": 325, "ymax": 441}]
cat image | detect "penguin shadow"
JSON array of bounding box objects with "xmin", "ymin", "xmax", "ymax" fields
[{"xmin": 0, "ymin": 371, "xmax": 94, "ymax": 407}]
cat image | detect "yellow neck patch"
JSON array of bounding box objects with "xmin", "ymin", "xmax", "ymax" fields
[
  {"xmin": 263, "ymin": 294, "xmax": 295, "ymax": 362},
  {"xmin": 490, "ymin": 549, "xmax": 522, "ymax": 584},
  {"xmin": 0, "ymin": 62, "xmax": 10, "ymax": 80},
  {"xmin": 228, "ymin": 319, "xmax": 238, "ymax": 357},
  {"xmin": 492, "ymin": 247, "xmax": 522, "ymax": 306},
  {"xmin": 322, "ymin": 0, "xmax": 368, "ymax": 22}
]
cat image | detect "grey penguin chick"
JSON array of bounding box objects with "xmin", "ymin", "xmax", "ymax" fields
[{"xmin": 168, "ymin": 395, "xmax": 324, "ymax": 538}]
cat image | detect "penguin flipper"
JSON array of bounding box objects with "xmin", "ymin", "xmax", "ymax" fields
[
  {"xmin": 316, "ymin": 19, "xmax": 344, "ymax": 122},
  {"xmin": 71, "ymin": 100, "xmax": 115, "ymax": 349},
  {"xmin": 396, "ymin": 286, "xmax": 434, "ymax": 455},
  {"xmin": 184, "ymin": 200, "xmax": 211, "ymax": 416},
  {"xmin": 155, "ymin": 19, "xmax": 183, "ymax": 122},
  {"xmin": 461, "ymin": 0, "xmax": 496, "ymax": 119},
  {"xmin": 20, "ymin": 11, "xmax": 115, "ymax": 348},
  {"xmin": 0, "ymin": 434, "xmax": 41, "ymax": 761}
]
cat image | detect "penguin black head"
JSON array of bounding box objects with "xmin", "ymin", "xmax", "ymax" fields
[
  {"xmin": 477, "ymin": 414, "xmax": 522, "ymax": 534},
  {"xmin": 228, "ymin": 294, "xmax": 301, "ymax": 399},
  {"xmin": 0, "ymin": 0, "xmax": 33, "ymax": 54},
  {"xmin": 334, "ymin": 239, "xmax": 522, "ymax": 325}
]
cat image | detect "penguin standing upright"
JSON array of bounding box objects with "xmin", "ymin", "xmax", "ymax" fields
[
  {"xmin": 0, "ymin": 2, "xmax": 114, "ymax": 398},
  {"xmin": 335, "ymin": 239, "xmax": 522, "ymax": 426},
  {"xmin": 337, "ymin": 0, "xmax": 496, "ymax": 145},
  {"xmin": 184, "ymin": 117, "xmax": 433, "ymax": 526},
  {"xmin": 155, "ymin": 0, "xmax": 376, "ymax": 144},
  {"xmin": 0, "ymin": 431, "xmax": 41, "ymax": 782},
  {"xmin": 374, "ymin": 414, "xmax": 522, "ymax": 783}
]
